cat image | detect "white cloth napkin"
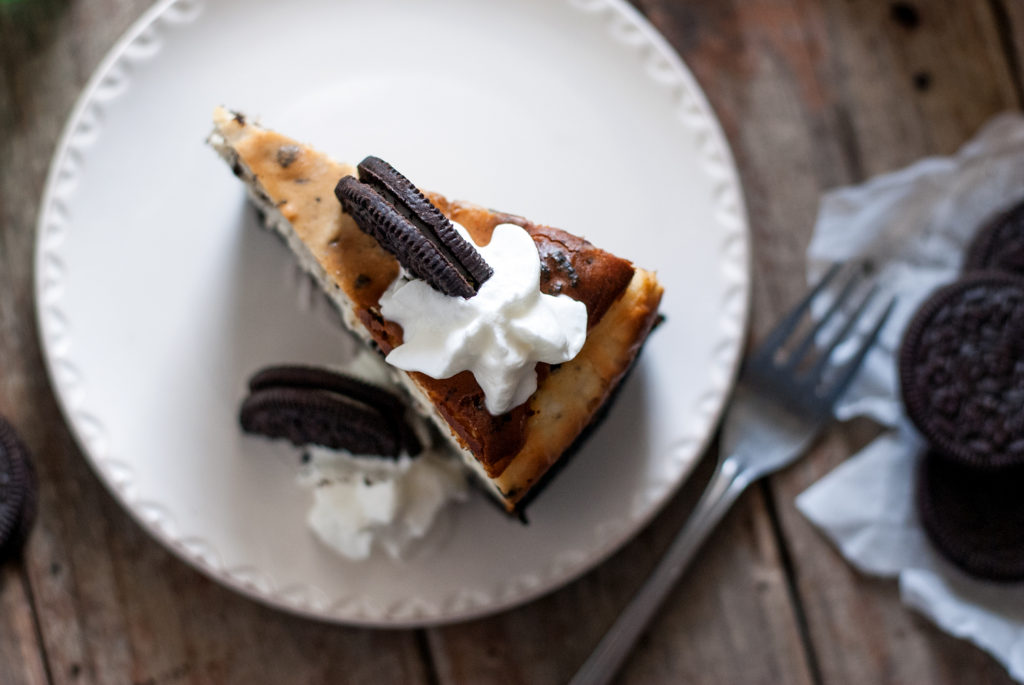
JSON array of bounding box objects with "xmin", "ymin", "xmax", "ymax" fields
[{"xmin": 795, "ymin": 113, "xmax": 1024, "ymax": 682}]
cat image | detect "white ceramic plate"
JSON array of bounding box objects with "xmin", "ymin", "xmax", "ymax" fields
[{"xmin": 36, "ymin": 0, "xmax": 749, "ymax": 626}]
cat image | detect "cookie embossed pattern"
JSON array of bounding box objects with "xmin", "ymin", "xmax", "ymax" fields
[{"xmin": 35, "ymin": 0, "xmax": 749, "ymax": 625}]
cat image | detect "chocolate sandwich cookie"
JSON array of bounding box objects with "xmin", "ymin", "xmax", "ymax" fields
[
  {"xmin": 917, "ymin": 452, "xmax": 1024, "ymax": 581},
  {"xmin": 241, "ymin": 387, "xmax": 403, "ymax": 456},
  {"xmin": 0, "ymin": 416, "xmax": 37, "ymax": 561},
  {"xmin": 335, "ymin": 157, "xmax": 492, "ymax": 298},
  {"xmin": 964, "ymin": 200, "xmax": 1024, "ymax": 275},
  {"xmin": 357, "ymin": 157, "xmax": 493, "ymax": 289},
  {"xmin": 899, "ymin": 273, "xmax": 1024, "ymax": 470},
  {"xmin": 249, "ymin": 365, "xmax": 405, "ymax": 415},
  {"xmin": 247, "ymin": 364, "xmax": 421, "ymax": 455}
]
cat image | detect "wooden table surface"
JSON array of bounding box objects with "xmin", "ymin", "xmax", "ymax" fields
[{"xmin": 2, "ymin": 0, "xmax": 1023, "ymax": 683}]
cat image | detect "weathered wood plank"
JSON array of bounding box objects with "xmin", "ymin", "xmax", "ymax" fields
[
  {"xmin": 1, "ymin": 5, "xmax": 57, "ymax": 683},
  {"xmin": 994, "ymin": 0, "xmax": 1024, "ymax": 96},
  {"xmin": 4, "ymin": 0, "xmax": 1023, "ymax": 683},
  {"xmin": 425, "ymin": 0, "xmax": 838, "ymax": 676},
  {"xmin": 425, "ymin": 0, "xmax": 1018, "ymax": 680},
  {"xmin": 778, "ymin": 0, "xmax": 1019, "ymax": 681},
  {"xmin": 806, "ymin": 0, "xmax": 1016, "ymax": 173},
  {"xmin": 683, "ymin": 0, "xmax": 1019, "ymax": 683},
  {"xmin": 0, "ymin": 565, "xmax": 50, "ymax": 685},
  {"xmin": 0, "ymin": 1, "xmax": 432, "ymax": 684},
  {"xmin": 16, "ymin": 419, "xmax": 433, "ymax": 685},
  {"xmin": 428, "ymin": 451, "xmax": 814, "ymax": 685},
  {"xmin": 408, "ymin": 0, "xmax": 843, "ymax": 682},
  {"xmin": 632, "ymin": 0, "xmax": 1022, "ymax": 683}
]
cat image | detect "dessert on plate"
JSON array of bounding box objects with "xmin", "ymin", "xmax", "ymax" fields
[
  {"xmin": 238, "ymin": 356, "xmax": 467, "ymax": 560},
  {"xmin": 208, "ymin": 106, "xmax": 664, "ymax": 515}
]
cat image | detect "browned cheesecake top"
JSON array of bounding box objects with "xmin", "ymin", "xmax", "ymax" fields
[
  {"xmin": 356, "ymin": 195, "xmax": 636, "ymax": 474},
  {"xmin": 213, "ymin": 108, "xmax": 662, "ymax": 498}
]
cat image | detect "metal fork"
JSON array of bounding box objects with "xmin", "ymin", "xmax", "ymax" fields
[{"xmin": 568, "ymin": 264, "xmax": 896, "ymax": 685}]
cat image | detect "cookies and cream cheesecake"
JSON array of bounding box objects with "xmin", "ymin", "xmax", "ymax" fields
[{"xmin": 208, "ymin": 106, "xmax": 664, "ymax": 513}]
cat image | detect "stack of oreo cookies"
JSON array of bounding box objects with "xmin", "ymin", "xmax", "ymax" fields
[
  {"xmin": 899, "ymin": 200, "xmax": 1024, "ymax": 581},
  {"xmin": 0, "ymin": 416, "xmax": 37, "ymax": 562}
]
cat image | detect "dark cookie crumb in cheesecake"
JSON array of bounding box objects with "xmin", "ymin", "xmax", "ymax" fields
[{"xmin": 276, "ymin": 144, "xmax": 300, "ymax": 168}]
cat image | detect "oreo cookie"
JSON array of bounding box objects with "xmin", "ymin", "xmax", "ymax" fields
[
  {"xmin": 248, "ymin": 364, "xmax": 420, "ymax": 455},
  {"xmin": 240, "ymin": 365, "xmax": 421, "ymax": 457},
  {"xmin": 899, "ymin": 273, "xmax": 1024, "ymax": 470},
  {"xmin": 917, "ymin": 453, "xmax": 1024, "ymax": 581},
  {"xmin": 0, "ymin": 416, "xmax": 37, "ymax": 561},
  {"xmin": 250, "ymin": 365, "xmax": 405, "ymax": 415},
  {"xmin": 241, "ymin": 387, "xmax": 402, "ymax": 456},
  {"xmin": 964, "ymin": 200, "xmax": 1024, "ymax": 275},
  {"xmin": 357, "ymin": 156, "xmax": 493, "ymax": 288},
  {"xmin": 335, "ymin": 157, "xmax": 492, "ymax": 298}
]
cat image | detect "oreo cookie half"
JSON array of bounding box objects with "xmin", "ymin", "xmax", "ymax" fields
[
  {"xmin": 964, "ymin": 200, "xmax": 1024, "ymax": 275},
  {"xmin": 249, "ymin": 365, "xmax": 405, "ymax": 415},
  {"xmin": 334, "ymin": 157, "xmax": 492, "ymax": 298},
  {"xmin": 241, "ymin": 387, "xmax": 403, "ymax": 457},
  {"xmin": 357, "ymin": 156, "xmax": 493, "ymax": 289},
  {"xmin": 0, "ymin": 417, "xmax": 37, "ymax": 561},
  {"xmin": 247, "ymin": 364, "xmax": 420, "ymax": 455},
  {"xmin": 917, "ymin": 452, "xmax": 1024, "ymax": 581},
  {"xmin": 898, "ymin": 273, "xmax": 1024, "ymax": 470}
]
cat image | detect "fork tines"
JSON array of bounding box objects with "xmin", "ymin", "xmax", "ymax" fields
[{"xmin": 745, "ymin": 263, "xmax": 896, "ymax": 418}]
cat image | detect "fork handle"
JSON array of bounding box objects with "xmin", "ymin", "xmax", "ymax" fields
[{"xmin": 567, "ymin": 456, "xmax": 754, "ymax": 685}]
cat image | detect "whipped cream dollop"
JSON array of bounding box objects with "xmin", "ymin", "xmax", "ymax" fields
[
  {"xmin": 379, "ymin": 223, "xmax": 589, "ymax": 414},
  {"xmin": 300, "ymin": 446, "xmax": 467, "ymax": 560},
  {"xmin": 263, "ymin": 350, "xmax": 468, "ymax": 561}
]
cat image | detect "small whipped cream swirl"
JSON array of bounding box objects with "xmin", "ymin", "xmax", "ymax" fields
[{"xmin": 379, "ymin": 222, "xmax": 588, "ymax": 414}]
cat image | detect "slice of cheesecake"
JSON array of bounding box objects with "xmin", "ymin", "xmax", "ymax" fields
[{"xmin": 208, "ymin": 107, "xmax": 664, "ymax": 513}]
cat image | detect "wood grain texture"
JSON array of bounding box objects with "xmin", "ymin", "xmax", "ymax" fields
[
  {"xmin": 994, "ymin": 0, "xmax": 1024, "ymax": 97},
  {"xmin": 0, "ymin": 565, "xmax": 50, "ymax": 685},
  {"xmin": 3, "ymin": 0, "xmax": 1024, "ymax": 683},
  {"xmin": 21, "ymin": 424, "xmax": 432, "ymax": 685},
  {"xmin": 1, "ymin": 1, "xmax": 430, "ymax": 684},
  {"xmin": 428, "ymin": 451, "xmax": 814, "ymax": 685},
  {"xmin": 771, "ymin": 0, "xmax": 1021, "ymax": 680},
  {"xmin": 426, "ymin": 0, "xmax": 843, "ymax": 681},
  {"xmin": 638, "ymin": 0, "xmax": 1020, "ymax": 683}
]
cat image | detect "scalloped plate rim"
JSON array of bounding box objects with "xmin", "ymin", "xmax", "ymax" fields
[{"xmin": 33, "ymin": 0, "xmax": 751, "ymax": 627}]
